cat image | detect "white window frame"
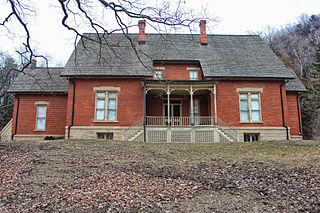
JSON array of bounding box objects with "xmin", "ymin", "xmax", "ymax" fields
[
  {"xmin": 189, "ymin": 71, "xmax": 198, "ymax": 80},
  {"xmin": 94, "ymin": 87, "xmax": 120, "ymax": 122},
  {"xmin": 34, "ymin": 101, "xmax": 49, "ymax": 131},
  {"xmin": 237, "ymin": 88, "xmax": 263, "ymax": 123}
]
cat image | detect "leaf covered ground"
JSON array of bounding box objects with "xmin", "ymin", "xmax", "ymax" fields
[{"xmin": 0, "ymin": 140, "xmax": 320, "ymax": 212}]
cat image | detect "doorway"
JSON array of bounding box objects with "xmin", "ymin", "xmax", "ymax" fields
[{"xmin": 163, "ymin": 100, "xmax": 182, "ymax": 125}]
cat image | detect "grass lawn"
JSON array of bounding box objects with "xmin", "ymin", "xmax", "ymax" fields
[{"xmin": 1, "ymin": 140, "xmax": 320, "ymax": 212}]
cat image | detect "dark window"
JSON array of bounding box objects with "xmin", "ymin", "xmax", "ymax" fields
[
  {"xmin": 97, "ymin": 133, "xmax": 113, "ymax": 140},
  {"xmin": 244, "ymin": 134, "xmax": 251, "ymax": 142},
  {"xmin": 106, "ymin": 133, "xmax": 113, "ymax": 140},
  {"xmin": 244, "ymin": 133, "xmax": 259, "ymax": 142}
]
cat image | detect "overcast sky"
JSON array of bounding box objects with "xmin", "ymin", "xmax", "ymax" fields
[{"xmin": 0, "ymin": 0, "xmax": 319, "ymax": 66}]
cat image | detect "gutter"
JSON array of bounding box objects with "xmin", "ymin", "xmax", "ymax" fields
[
  {"xmin": 67, "ymin": 79, "xmax": 76, "ymax": 139},
  {"xmin": 11, "ymin": 96, "xmax": 20, "ymax": 140},
  {"xmin": 143, "ymin": 80, "xmax": 146, "ymax": 142},
  {"xmin": 297, "ymin": 93, "xmax": 303, "ymax": 137},
  {"xmin": 280, "ymin": 80, "xmax": 289, "ymax": 140}
]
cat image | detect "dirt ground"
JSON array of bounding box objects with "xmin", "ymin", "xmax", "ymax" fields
[{"xmin": 0, "ymin": 140, "xmax": 319, "ymax": 212}]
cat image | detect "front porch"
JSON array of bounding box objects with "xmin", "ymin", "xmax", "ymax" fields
[
  {"xmin": 125, "ymin": 80, "xmax": 240, "ymax": 142},
  {"xmin": 143, "ymin": 80, "xmax": 218, "ymax": 127}
]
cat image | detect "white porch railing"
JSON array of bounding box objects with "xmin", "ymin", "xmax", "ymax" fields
[{"xmin": 146, "ymin": 116, "xmax": 213, "ymax": 126}]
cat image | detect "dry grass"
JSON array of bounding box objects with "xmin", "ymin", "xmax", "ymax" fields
[{"xmin": 1, "ymin": 140, "xmax": 320, "ymax": 212}]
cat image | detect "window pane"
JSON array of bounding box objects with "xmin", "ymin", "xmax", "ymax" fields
[
  {"xmin": 37, "ymin": 106, "xmax": 47, "ymax": 117},
  {"xmin": 107, "ymin": 109, "xmax": 116, "ymax": 120},
  {"xmin": 96, "ymin": 99, "xmax": 105, "ymax": 109},
  {"xmin": 36, "ymin": 118, "xmax": 46, "ymax": 130},
  {"xmin": 190, "ymin": 71, "xmax": 198, "ymax": 80},
  {"xmin": 97, "ymin": 92, "xmax": 106, "ymax": 97},
  {"xmin": 154, "ymin": 71, "xmax": 162, "ymax": 80},
  {"xmin": 240, "ymin": 100, "xmax": 248, "ymax": 110},
  {"xmin": 97, "ymin": 133, "xmax": 105, "ymax": 139},
  {"xmin": 252, "ymin": 110, "xmax": 260, "ymax": 121},
  {"xmin": 244, "ymin": 134, "xmax": 250, "ymax": 142},
  {"xmin": 252, "ymin": 134, "xmax": 259, "ymax": 141},
  {"xmin": 240, "ymin": 111, "xmax": 249, "ymax": 120},
  {"xmin": 108, "ymin": 99, "xmax": 116, "ymax": 109},
  {"xmin": 108, "ymin": 92, "xmax": 117, "ymax": 98},
  {"xmin": 239, "ymin": 94, "xmax": 248, "ymax": 99},
  {"xmin": 251, "ymin": 100, "xmax": 260, "ymax": 110},
  {"xmin": 106, "ymin": 133, "xmax": 113, "ymax": 140},
  {"xmin": 251, "ymin": 94, "xmax": 259, "ymax": 99},
  {"xmin": 96, "ymin": 109, "xmax": 105, "ymax": 120}
]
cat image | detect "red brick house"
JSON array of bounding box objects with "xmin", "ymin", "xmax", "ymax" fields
[{"xmin": 7, "ymin": 20, "xmax": 306, "ymax": 142}]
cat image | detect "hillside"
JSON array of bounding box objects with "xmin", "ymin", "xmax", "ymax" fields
[{"xmin": 1, "ymin": 140, "xmax": 319, "ymax": 212}]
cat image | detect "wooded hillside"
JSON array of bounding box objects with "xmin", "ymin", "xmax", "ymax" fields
[{"xmin": 258, "ymin": 14, "xmax": 320, "ymax": 139}]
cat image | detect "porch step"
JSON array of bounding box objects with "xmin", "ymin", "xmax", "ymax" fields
[
  {"xmin": 215, "ymin": 128, "xmax": 234, "ymax": 142},
  {"xmin": 0, "ymin": 119, "xmax": 12, "ymax": 141},
  {"xmin": 128, "ymin": 129, "xmax": 144, "ymax": 142}
]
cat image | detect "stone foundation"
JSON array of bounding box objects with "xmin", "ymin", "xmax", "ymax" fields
[
  {"xmin": 66, "ymin": 126, "xmax": 127, "ymax": 141},
  {"xmin": 234, "ymin": 127, "xmax": 289, "ymax": 141},
  {"xmin": 66, "ymin": 126, "xmax": 290, "ymax": 142}
]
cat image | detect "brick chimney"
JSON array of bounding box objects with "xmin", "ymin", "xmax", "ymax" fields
[
  {"xmin": 200, "ymin": 20, "xmax": 207, "ymax": 45},
  {"xmin": 30, "ymin": 59, "xmax": 37, "ymax": 69},
  {"xmin": 138, "ymin": 20, "xmax": 146, "ymax": 44}
]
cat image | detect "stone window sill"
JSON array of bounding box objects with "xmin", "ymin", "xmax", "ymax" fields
[
  {"xmin": 93, "ymin": 120, "xmax": 119, "ymax": 123},
  {"xmin": 240, "ymin": 121, "xmax": 264, "ymax": 124}
]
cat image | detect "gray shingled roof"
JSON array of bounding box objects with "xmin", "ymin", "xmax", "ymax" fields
[
  {"xmin": 8, "ymin": 67, "xmax": 68, "ymax": 93},
  {"xmin": 286, "ymin": 70, "xmax": 307, "ymax": 92},
  {"xmin": 61, "ymin": 33, "xmax": 296, "ymax": 80}
]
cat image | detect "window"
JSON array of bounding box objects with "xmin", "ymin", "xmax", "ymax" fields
[
  {"xmin": 36, "ymin": 105, "xmax": 47, "ymax": 130},
  {"xmin": 154, "ymin": 71, "xmax": 163, "ymax": 80},
  {"xmin": 97, "ymin": 133, "xmax": 113, "ymax": 140},
  {"xmin": 189, "ymin": 71, "xmax": 198, "ymax": 80},
  {"xmin": 95, "ymin": 90, "xmax": 118, "ymax": 121},
  {"xmin": 239, "ymin": 93, "xmax": 261, "ymax": 122},
  {"xmin": 244, "ymin": 133, "xmax": 259, "ymax": 142}
]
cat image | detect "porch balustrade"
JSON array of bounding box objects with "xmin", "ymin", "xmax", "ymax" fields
[{"xmin": 146, "ymin": 116, "xmax": 213, "ymax": 126}]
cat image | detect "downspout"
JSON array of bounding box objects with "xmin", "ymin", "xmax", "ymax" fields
[
  {"xmin": 11, "ymin": 96, "xmax": 20, "ymax": 140},
  {"xmin": 143, "ymin": 80, "xmax": 147, "ymax": 142},
  {"xmin": 67, "ymin": 79, "xmax": 76, "ymax": 139},
  {"xmin": 280, "ymin": 80, "xmax": 289, "ymax": 140},
  {"xmin": 297, "ymin": 93, "xmax": 303, "ymax": 136}
]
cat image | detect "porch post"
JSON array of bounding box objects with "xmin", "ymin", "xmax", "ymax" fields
[
  {"xmin": 214, "ymin": 84, "xmax": 218, "ymax": 125},
  {"xmin": 167, "ymin": 84, "xmax": 171, "ymax": 126},
  {"xmin": 190, "ymin": 85, "xmax": 194, "ymax": 126}
]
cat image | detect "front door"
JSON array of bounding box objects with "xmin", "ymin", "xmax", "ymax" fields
[{"xmin": 164, "ymin": 100, "xmax": 181, "ymax": 125}]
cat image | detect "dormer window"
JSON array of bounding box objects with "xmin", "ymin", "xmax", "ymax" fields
[
  {"xmin": 189, "ymin": 71, "xmax": 198, "ymax": 80},
  {"xmin": 153, "ymin": 67, "xmax": 165, "ymax": 80},
  {"xmin": 154, "ymin": 71, "xmax": 163, "ymax": 80}
]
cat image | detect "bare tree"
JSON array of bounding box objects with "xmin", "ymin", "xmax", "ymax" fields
[
  {"xmin": 257, "ymin": 14, "xmax": 320, "ymax": 139},
  {"xmin": 0, "ymin": 52, "xmax": 19, "ymax": 130},
  {"xmin": 1, "ymin": 0, "xmax": 213, "ymax": 70}
]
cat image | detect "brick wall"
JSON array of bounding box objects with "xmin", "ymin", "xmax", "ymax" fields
[
  {"xmin": 150, "ymin": 64, "xmax": 202, "ymax": 80},
  {"xmin": 216, "ymin": 80, "xmax": 287, "ymax": 127},
  {"xmin": 11, "ymin": 94, "xmax": 67, "ymax": 136},
  {"xmin": 286, "ymin": 93, "xmax": 301, "ymax": 135},
  {"xmin": 66, "ymin": 78, "xmax": 144, "ymax": 127}
]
